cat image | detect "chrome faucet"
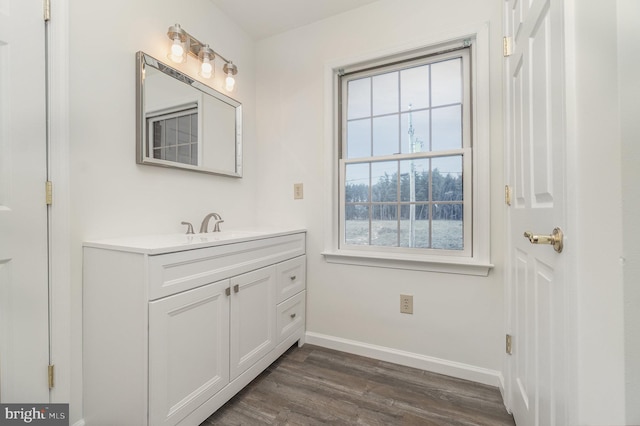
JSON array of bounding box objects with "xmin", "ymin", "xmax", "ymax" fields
[{"xmin": 199, "ymin": 212, "xmax": 224, "ymax": 233}]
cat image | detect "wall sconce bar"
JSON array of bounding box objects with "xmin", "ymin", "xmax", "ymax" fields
[{"xmin": 167, "ymin": 23, "xmax": 238, "ymax": 90}]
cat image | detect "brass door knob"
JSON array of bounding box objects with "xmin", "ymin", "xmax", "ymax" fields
[{"xmin": 523, "ymin": 227, "xmax": 563, "ymax": 253}]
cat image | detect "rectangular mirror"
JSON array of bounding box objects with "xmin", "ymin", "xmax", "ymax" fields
[{"xmin": 136, "ymin": 51, "xmax": 242, "ymax": 177}]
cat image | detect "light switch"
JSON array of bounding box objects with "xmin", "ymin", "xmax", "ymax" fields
[{"xmin": 294, "ymin": 183, "xmax": 303, "ymax": 200}]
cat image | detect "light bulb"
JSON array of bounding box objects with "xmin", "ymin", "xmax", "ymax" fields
[
  {"xmin": 223, "ymin": 61, "xmax": 238, "ymax": 92},
  {"xmin": 200, "ymin": 60, "xmax": 213, "ymax": 79},
  {"xmin": 225, "ymin": 74, "xmax": 235, "ymax": 91},
  {"xmin": 169, "ymin": 38, "xmax": 185, "ymax": 63}
]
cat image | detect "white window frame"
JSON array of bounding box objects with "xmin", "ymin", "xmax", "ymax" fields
[
  {"xmin": 322, "ymin": 25, "xmax": 493, "ymax": 276},
  {"xmin": 339, "ymin": 49, "xmax": 472, "ymax": 257}
]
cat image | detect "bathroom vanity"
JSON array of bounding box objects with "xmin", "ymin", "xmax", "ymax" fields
[{"xmin": 83, "ymin": 229, "xmax": 306, "ymax": 425}]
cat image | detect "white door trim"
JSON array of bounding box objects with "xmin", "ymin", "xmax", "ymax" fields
[
  {"xmin": 562, "ymin": 0, "xmax": 626, "ymax": 422},
  {"xmin": 48, "ymin": 0, "xmax": 71, "ymax": 408},
  {"xmin": 561, "ymin": 1, "xmax": 579, "ymax": 422}
]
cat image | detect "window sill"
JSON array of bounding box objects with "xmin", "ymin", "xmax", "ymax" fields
[{"xmin": 321, "ymin": 249, "xmax": 493, "ymax": 276}]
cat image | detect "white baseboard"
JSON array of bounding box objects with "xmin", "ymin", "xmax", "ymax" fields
[
  {"xmin": 71, "ymin": 419, "xmax": 85, "ymax": 426},
  {"xmin": 305, "ymin": 331, "xmax": 505, "ymax": 391}
]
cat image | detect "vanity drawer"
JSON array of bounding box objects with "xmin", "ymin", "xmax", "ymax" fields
[
  {"xmin": 276, "ymin": 291, "xmax": 305, "ymax": 344},
  {"xmin": 147, "ymin": 233, "xmax": 305, "ymax": 300},
  {"xmin": 276, "ymin": 255, "xmax": 306, "ymax": 303}
]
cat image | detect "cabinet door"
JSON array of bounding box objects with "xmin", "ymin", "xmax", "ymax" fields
[
  {"xmin": 149, "ymin": 279, "xmax": 230, "ymax": 426},
  {"xmin": 230, "ymin": 266, "xmax": 277, "ymax": 380}
]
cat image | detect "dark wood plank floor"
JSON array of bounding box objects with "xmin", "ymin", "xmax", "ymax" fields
[{"xmin": 202, "ymin": 344, "xmax": 515, "ymax": 425}]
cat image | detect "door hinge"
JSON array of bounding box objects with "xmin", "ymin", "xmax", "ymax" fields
[
  {"xmin": 506, "ymin": 334, "xmax": 513, "ymax": 355},
  {"xmin": 44, "ymin": 0, "xmax": 51, "ymax": 21},
  {"xmin": 46, "ymin": 181, "xmax": 53, "ymax": 205},
  {"xmin": 48, "ymin": 364, "xmax": 55, "ymax": 389},
  {"xmin": 503, "ymin": 36, "xmax": 513, "ymax": 57},
  {"xmin": 505, "ymin": 185, "xmax": 512, "ymax": 206}
]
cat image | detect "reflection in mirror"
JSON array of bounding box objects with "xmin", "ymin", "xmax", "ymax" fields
[{"xmin": 136, "ymin": 51, "xmax": 242, "ymax": 177}]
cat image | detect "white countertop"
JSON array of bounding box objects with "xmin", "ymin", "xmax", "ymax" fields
[{"xmin": 83, "ymin": 228, "xmax": 306, "ymax": 255}]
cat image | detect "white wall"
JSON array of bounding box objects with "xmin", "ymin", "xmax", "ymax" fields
[
  {"xmin": 618, "ymin": 0, "xmax": 640, "ymax": 423},
  {"xmin": 254, "ymin": 0, "xmax": 505, "ymax": 384},
  {"xmin": 68, "ymin": 1, "xmax": 256, "ymax": 422}
]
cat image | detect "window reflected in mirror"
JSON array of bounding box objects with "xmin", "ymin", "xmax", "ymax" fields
[
  {"xmin": 148, "ymin": 106, "xmax": 198, "ymax": 165},
  {"xmin": 136, "ymin": 51, "xmax": 242, "ymax": 177}
]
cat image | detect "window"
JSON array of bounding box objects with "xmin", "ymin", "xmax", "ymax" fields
[
  {"xmin": 147, "ymin": 104, "xmax": 199, "ymax": 166},
  {"xmin": 324, "ymin": 31, "xmax": 492, "ymax": 275},
  {"xmin": 340, "ymin": 49, "xmax": 471, "ymax": 256}
]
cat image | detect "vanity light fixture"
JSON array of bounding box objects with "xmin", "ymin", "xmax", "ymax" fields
[
  {"xmin": 223, "ymin": 61, "xmax": 237, "ymax": 92},
  {"xmin": 166, "ymin": 23, "xmax": 238, "ymax": 91}
]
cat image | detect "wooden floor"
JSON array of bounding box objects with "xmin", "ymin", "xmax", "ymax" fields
[{"xmin": 202, "ymin": 344, "xmax": 515, "ymax": 425}]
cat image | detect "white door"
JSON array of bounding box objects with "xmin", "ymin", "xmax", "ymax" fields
[
  {"xmin": 0, "ymin": 0, "xmax": 50, "ymax": 402},
  {"xmin": 505, "ymin": 0, "xmax": 567, "ymax": 425},
  {"xmin": 230, "ymin": 266, "xmax": 276, "ymax": 380},
  {"xmin": 148, "ymin": 280, "xmax": 230, "ymax": 426}
]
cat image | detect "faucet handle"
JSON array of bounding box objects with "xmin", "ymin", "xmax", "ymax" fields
[
  {"xmin": 181, "ymin": 221, "xmax": 195, "ymax": 234},
  {"xmin": 212, "ymin": 219, "xmax": 224, "ymax": 232}
]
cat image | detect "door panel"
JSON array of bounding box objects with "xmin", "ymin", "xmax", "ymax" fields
[
  {"xmin": 0, "ymin": 0, "xmax": 49, "ymax": 402},
  {"xmin": 536, "ymin": 260, "xmax": 554, "ymax": 425},
  {"xmin": 530, "ymin": 5, "xmax": 553, "ymax": 206},
  {"xmin": 505, "ymin": 0, "xmax": 567, "ymax": 425},
  {"xmin": 513, "ymin": 56, "xmax": 526, "ymax": 208},
  {"xmin": 513, "ymin": 249, "xmax": 531, "ymax": 413}
]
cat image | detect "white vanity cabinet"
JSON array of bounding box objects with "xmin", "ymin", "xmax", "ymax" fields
[{"xmin": 83, "ymin": 230, "xmax": 306, "ymax": 426}]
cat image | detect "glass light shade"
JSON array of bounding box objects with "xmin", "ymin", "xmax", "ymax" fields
[
  {"xmin": 168, "ymin": 38, "xmax": 186, "ymax": 63},
  {"xmin": 223, "ymin": 62, "xmax": 237, "ymax": 91},
  {"xmin": 225, "ymin": 74, "xmax": 235, "ymax": 91},
  {"xmin": 200, "ymin": 60, "xmax": 213, "ymax": 79},
  {"xmin": 198, "ymin": 46, "xmax": 215, "ymax": 79}
]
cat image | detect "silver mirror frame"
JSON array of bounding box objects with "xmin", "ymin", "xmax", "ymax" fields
[{"xmin": 136, "ymin": 51, "xmax": 243, "ymax": 177}]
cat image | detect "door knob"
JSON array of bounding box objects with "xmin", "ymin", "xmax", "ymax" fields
[{"xmin": 523, "ymin": 227, "xmax": 563, "ymax": 253}]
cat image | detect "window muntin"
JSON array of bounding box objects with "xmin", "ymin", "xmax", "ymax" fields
[
  {"xmin": 147, "ymin": 105, "xmax": 199, "ymax": 166},
  {"xmin": 339, "ymin": 49, "xmax": 471, "ymax": 256}
]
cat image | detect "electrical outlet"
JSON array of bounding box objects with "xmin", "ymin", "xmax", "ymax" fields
[
  {"xmin": 294, "ymin": 183, "xmax": 303, "ymax": 199},
  {"xmin": 400, "ymin": 294, "xmax": 413, "ymax": 314}
]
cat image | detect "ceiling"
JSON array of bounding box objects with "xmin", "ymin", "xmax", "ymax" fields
[{"xmin": 209, "ymin": 0, "xmax": 380, "ymax": 40}]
